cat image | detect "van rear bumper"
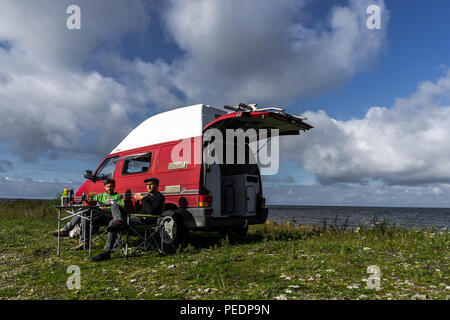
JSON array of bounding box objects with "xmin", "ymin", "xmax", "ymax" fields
[{"xmin": 180, "ymin": 207, "xmax": 268, "ymax": 229}]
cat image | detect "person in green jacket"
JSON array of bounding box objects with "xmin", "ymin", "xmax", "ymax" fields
[{"xmin": 50, "ymin": 178, "xmax": 125, "ymax": 250}]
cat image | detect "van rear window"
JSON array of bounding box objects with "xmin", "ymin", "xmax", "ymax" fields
[{"xmin": 121, "ymin": 155, "xmax": 152, "ymax": 175}]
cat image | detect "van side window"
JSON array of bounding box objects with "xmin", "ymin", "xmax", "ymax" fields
[
  {"xmin": 95, "ymin": 156, "xmax": 119, "ymax": 180},
  {"xmin": 122, "ymin": 154, "xmax": 152, "ymax": 175}
]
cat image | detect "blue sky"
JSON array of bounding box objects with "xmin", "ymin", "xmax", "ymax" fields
[
  {"xmin": 1, "ymin": 0, "xmax": 450, "ymax": 207},
  {"xmin": 298, "ymin": 0, "xmax": 450, "ymax": 120}
]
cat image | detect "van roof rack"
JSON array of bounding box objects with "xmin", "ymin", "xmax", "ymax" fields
[{"xmin": 223, "ymin": 103, "xmax": 307, "ymax": 121}]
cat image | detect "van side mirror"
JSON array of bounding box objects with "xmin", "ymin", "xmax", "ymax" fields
[{"xmin": 84, "ymin": 170, "xmax": 96, "ymax": 181}]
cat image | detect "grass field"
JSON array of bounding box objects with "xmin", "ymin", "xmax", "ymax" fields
[{"xmin": 0, "ymin": 200, "xmax": 448, "ymax": 300}]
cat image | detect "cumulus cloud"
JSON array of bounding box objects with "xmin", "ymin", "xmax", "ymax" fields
[
  {"xmin": 0, "ymin": 0, "xmax": 152, "ymax": 161},
  {"xmin": 98, "ymin": 0, "xmax": 388, "ymax": 107},
  {"xmin": 0, "ymin": 0, "xmax": 150, "ymax": 69},
  {"xmin": 159, "ymin": 0, "xmax": 387, "ymax": 105},
  {"xmin": 0, "ymin": 0, "xmax": 389, "ymax": 163},
  {"xmin": 282, "ymin": 70, "xmax": 450, "ymax": 185}
]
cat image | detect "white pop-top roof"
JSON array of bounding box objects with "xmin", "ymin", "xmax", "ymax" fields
[{"xmin": 110, "ymin": 104, "xmax": 226, "ymax": 154}]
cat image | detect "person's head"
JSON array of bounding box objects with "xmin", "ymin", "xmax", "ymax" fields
[
  {"xmin": 104, "ymin": 178, "xmax": 116, "ymax": 194},
  {"xmin": 144, "ymin": 177, "xmax": 159, "ymax": 193}
]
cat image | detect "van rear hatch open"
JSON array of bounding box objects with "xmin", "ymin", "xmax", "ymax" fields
[{"xmin": 203, "ymin": 104, "xmax": 313, "ymax": 135}]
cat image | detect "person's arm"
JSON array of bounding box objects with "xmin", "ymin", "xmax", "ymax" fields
[
  {"xmin": 133, "ymin": 194, "xmax": 144, "ymax": 212},
  {"xmin": 95, "ymin": 193, "xmax": 108, "ymax": 210}
]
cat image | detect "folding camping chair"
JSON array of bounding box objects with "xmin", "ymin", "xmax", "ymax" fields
[{"xmin": 115, "ymin": 213, "xmax": 177, "ymax": 257}]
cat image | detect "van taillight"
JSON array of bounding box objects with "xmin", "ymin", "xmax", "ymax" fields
[
  {"xmin": 261, "ymin": 197, "xmax": 266, "ymax": 207},
  {"xmin": 199, "ymin": 195, "xmax": 212, "ymax": 207}
]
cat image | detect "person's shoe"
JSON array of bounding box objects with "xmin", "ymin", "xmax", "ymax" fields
[
  {"xmin": 90, "ymin": 251, "xmax": 111, "ymax": 262},
  {"xmin": 71, "ymin": 243, "xmax": 85, "ymax": 251},
  {"xmin": 50, "ymin": 228, "xmax": 69, "ymax": 237},
  {"xmin": 107, "ymin": 220, "xmax": 127, "ymax": 232}
]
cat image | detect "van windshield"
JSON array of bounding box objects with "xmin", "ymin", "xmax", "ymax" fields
[{"xmin": 95, "ymin": 156, "xmax": 118, "ymax": 180}]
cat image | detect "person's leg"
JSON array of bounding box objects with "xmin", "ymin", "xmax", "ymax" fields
[
  {"xmin": 102, "ymin": 205, "xmax": 130, "ymax": 251},
  {"xmin": 91, "ymin": 215, "xmax": 144, "ymax": 262},
  {"xmin": 103, "ymin": 230, "xmax": 118, "ymax": 253},
  {"xmin": 88, "ymin": 209, "xmax": 115, "ymax": 259},
  {"xmin": 51, "ymin": 210, "xmax": 83, "ymax": 236},
  {"xmin": 62, "ymin": 215, "xmax": 81, "ymax": 232},
  {"xmin": 106, "ymin": 204, "xmax": 128, "ymax": 232},
  {"xmin": 79, "ymin": 209, "xmax": 112, "ymax": 244},
  {"xmin": 110, "ymin": 203, "xmax": 127, "ymax": 222},
  {"xmin": 91, "ymin": 216, "xmax": 126, "ymax": 262}
]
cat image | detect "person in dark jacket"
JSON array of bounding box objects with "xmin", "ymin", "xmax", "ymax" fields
[
  {"xmin": 91, "ymin": 177, "xmax": 165, "ymax": 262},
  {"xmin": 133, "ymin": 177, "xmax": 165, "ymax": 216}
]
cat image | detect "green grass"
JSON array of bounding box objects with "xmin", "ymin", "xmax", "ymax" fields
[{"xmin": 0, "ymin": 200, "xmax": 448, "ymax": 300}]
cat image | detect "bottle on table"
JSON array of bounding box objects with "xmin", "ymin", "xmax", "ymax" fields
[{"xmin": 61, "ymin": 189, "xmax": 68, "ymax": 207}]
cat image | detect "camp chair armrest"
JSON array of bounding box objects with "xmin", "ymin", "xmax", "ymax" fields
[{"xmin": 134, "ymin": 213, "xmax": 159, "ymax": 218}]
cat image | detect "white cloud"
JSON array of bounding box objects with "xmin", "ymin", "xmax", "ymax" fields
[
  {"xmin": 159, "ymin": 0, "xmax": 387, "ymax": 105},
  {"xmin": 282, "ymin": 70, "xmax": 450, "ymax": 185},
  {"xmin": 0, "ymin": 0, "xmax": 389, "ymax": 166},
  {"xmin": 0, "ymin": 0, "xmax": 150, "ymax": 69},
  {"xmin": 98, "ymin": 0, "xmax": 388, "ymax": 107},
  {"xmin": 0, "ymin": 0, "xmax": 151, "ymax": 161}
]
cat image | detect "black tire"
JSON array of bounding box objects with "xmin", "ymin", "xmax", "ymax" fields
[{"xmin": 158, "ymin": 210, "xmax": 186, "ymax": 250}]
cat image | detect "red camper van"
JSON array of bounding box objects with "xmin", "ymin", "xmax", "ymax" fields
[{"xmin": 75, "ymin": 103, "xmax": 312, "ymax": 243}]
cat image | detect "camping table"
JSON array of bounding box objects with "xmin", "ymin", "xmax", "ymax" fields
[{"xmin": 54, "ymin": 203, "xmax": 111, "ymax": 257}]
